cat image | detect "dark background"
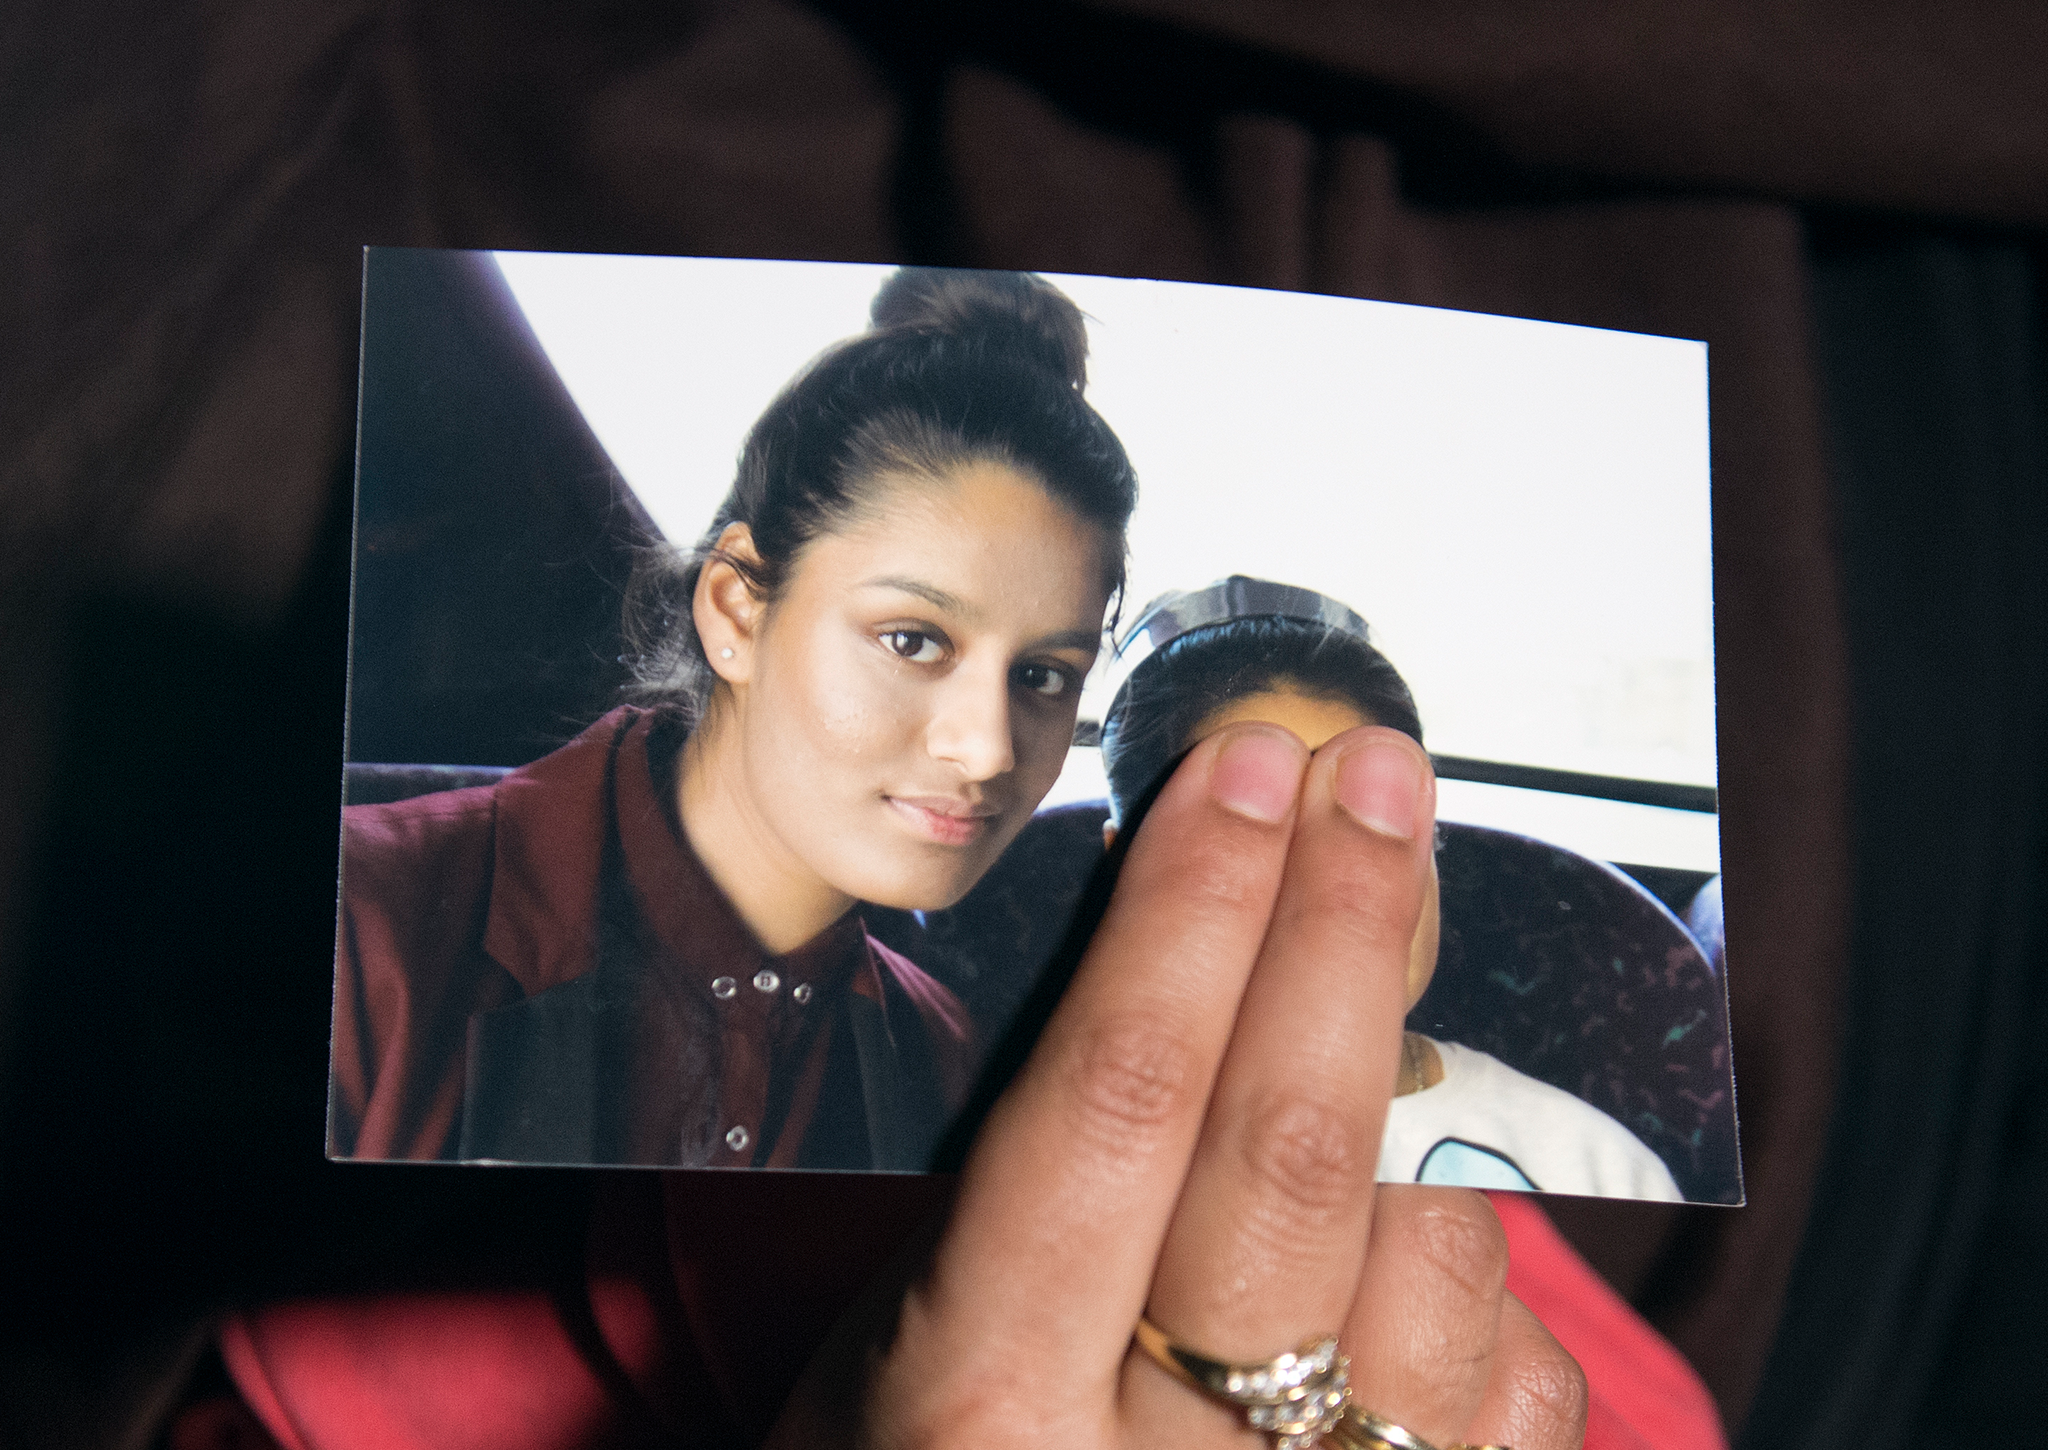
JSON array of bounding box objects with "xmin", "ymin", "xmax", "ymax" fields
[
  {"xmin": 1, "ymin": 4, "xmax": 2042, "ymax": 1447},
  {"xmin": 346, "ymin": 247, "xmax": 653, "ymax": 770}
]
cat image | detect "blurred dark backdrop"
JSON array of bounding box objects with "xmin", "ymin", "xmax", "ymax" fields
[
  {"xmin": 1, "ymin": 4, "xmax": 2042, "ymax": 1448},
  {"xmin": 346, "ymin": 247, "xmax": 654, "ymax": 769}
]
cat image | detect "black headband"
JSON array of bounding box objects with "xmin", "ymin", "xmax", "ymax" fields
[{"xmin": 1100, "ymin": 576, "xmax": 1371, "ymax": 713}]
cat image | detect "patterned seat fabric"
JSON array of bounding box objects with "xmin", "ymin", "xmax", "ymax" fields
[{"xmin": 1416, "ymin": 824, "xmax": 1738, "ymax": 1203}]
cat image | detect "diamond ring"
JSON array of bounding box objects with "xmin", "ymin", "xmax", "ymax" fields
[{"xmin": 1132, "ymin": 1318, "xmax": 1352, "ymax": 1450}]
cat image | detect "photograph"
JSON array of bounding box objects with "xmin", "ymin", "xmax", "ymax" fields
[{"xmin": 332, "ymin": 248, "xmax": 1738, "ymax": 1203}]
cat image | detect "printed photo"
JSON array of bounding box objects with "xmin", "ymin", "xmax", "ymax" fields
[{"xmin": 332, "ymin": 249, "xmax": 1738, "ymax": 1203}]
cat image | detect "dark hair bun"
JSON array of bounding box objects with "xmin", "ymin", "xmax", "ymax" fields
[{"xmin": 869, "ymin": 267, "xmax": 1090, "ymax": 392}]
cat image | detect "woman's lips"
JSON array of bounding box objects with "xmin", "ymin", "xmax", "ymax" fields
[{"xmin": 886, "ymin": 796, "xmax": 1000, "ymax": 847}]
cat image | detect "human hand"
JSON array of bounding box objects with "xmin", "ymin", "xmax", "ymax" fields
[{"xmin": 770, "ymin": 723, "xmax": 1586, "ymax": 1450}]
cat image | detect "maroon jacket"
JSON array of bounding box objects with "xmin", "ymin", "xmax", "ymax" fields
[{"xmin": 330, "ymin": 707, "xmax": 974, "ymax": 1168}]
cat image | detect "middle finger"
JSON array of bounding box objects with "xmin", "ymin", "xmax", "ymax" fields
[{"xmin": 1130, "ymin": 727, "xmax": 1435, "ymax": 1433}]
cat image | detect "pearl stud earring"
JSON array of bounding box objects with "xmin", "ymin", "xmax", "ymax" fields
[{"xmin": 720, "ymin": 647, "xmax": 735, "ymax": 659}]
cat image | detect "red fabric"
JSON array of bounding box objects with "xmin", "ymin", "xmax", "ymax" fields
[
  {"xmin": 221, "ymin": 1292, "xmax": 626, "ymax": 1450},
  {"xmin": 1493, "ymin": 1193, "xmax": 1727, "ymax": 1450},
  {"xmin": 332, "ymin": 706, "xmax": 971, "ymax": 1164},
  {"xmin": 219, "ymin": 1185, "xmax": 1725, "ymax": 1450}
]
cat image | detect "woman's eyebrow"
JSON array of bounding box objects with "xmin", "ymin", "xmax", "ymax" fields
[
  {"xmin": 860, "ymin": 576, "xmax": 1101, "ymax": 653},
  {"xmin": 1034, "ymin": 628, "xmax": 1105, "ymax": 653},
  {"xmin": 861, "ymin": 575, "xmax": 973, "ymax": 618}
]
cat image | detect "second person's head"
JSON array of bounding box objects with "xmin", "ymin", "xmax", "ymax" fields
[{"xmin": 1100, "ymin": 580, "xmax": 1439, "ymax": 1005}]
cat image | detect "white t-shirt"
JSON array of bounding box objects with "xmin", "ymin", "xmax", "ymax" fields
[{"xmin": 1378, "ymin": 1040, "xmax": 1683, "ymax": 1201}]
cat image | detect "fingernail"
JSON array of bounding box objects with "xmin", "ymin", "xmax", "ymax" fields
[
  {"xmin": 1335, "ymin": 739, "xmax": 1423, "ymax": 839},
  {"xmin": 1208, "ymin": 726, "xmax": 1305, "ymax": 824}
]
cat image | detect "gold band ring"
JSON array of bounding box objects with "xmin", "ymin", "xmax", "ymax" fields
[
  {"xmin": 1330, "ymin": 1404, "xmax": 1433, "ymax": 1450},
  {"xmin": 1327, "ymin": 1402, "xmax": 1514, "ymax": 1450}
]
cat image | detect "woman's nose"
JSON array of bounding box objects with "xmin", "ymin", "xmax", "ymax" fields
[{"xmin": 925, "ymin": 666, "xmax": 1016, "ymax": 781}]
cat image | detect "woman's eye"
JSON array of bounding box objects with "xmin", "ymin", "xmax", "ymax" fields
[
  {"xmin": 1016, "ymin": 662, "xmax": 1071, "ymax": 698},
  {"xmin": 882, "ymin": 630, "xmax": 945, "ymax": 664}
]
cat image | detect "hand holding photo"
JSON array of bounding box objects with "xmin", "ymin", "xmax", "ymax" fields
[{"xmin": 331, "ymin": 250, "xmax": 1736, "ymax": 1204}]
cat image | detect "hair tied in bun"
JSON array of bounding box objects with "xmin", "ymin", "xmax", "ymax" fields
[
  {"xmin": 626, "ymin": 265, "xmax": 1134, "ymax": 727},
  {"xmin": 869, "ymin": 267, "xmax": 1090, "ymax": 393}
]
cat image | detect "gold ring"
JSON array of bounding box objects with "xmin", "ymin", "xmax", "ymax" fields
[
  {"xmin": 1327, "ymin": 1403, "xmax": 1514, "ymax": 1450},
  {"xmin": 1133, "ymin": 1317, "xmax": 1351, "ymax": 1449},
  {"xmin": 1330, "ymin": 1405, "xmax": 1435, "ymax": 1450}
]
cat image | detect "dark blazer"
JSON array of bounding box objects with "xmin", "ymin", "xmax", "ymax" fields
[{"xmin": 330, "ymin": 707, "xmax": 974, "ymax": 1168}]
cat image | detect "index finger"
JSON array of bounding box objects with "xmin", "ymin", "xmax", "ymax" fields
[
  {"xmin": 903, "ymin": 723, "xmax": 1310, "ymax": 1402},
  {"xmin": 1143, "ymin": 727, "xmax": 1435, "ymax": 1356}
]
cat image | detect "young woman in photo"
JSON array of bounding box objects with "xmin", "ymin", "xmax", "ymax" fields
[
  {"xmin": 329, "ymin": 268, "xmax": 1137, "ymax": 1169},
  {"xmin": 1099, "ymin": 576, "xmax": 1683, "ymax": 1201}
]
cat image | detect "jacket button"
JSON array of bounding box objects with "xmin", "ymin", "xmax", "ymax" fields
[
  {"xmin": 752, "ymin": 969, "xmax": 780, "ymax": 993},
  {"xmin": 711, "ymin": 976, "xmax": 738, "ymax": 999},
  {"xmin": 792, "ymin": 982, "xmax": 813, "ymax": 1005},
  {"xmin": 724, "ymin": 1125, "xmax": 751, "ymax": 1152}
]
